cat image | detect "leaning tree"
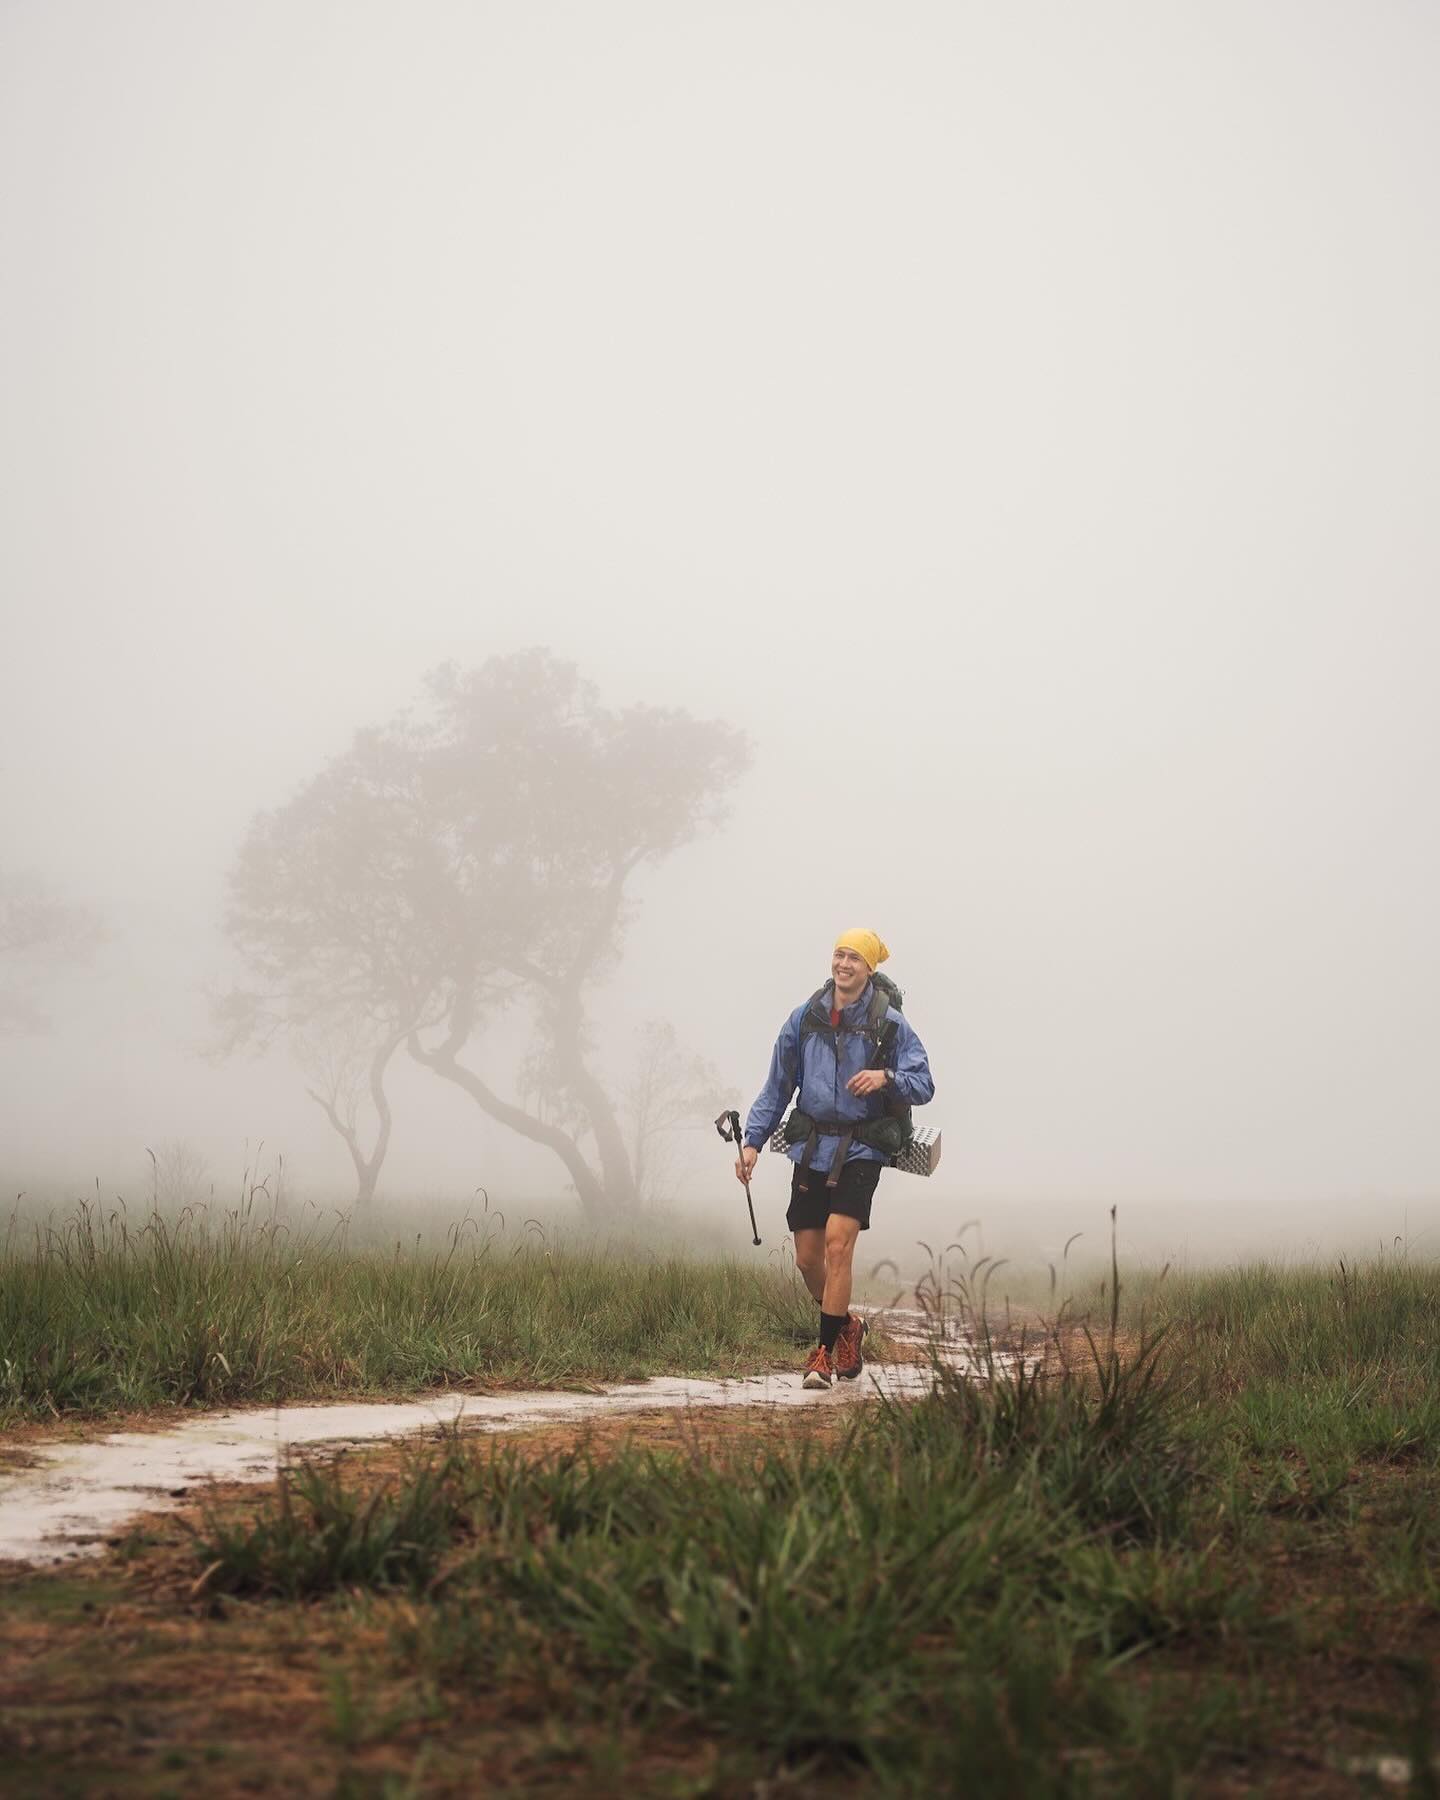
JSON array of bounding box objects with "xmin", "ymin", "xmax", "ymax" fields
[{"xmin": 219, "ymin": 650, "xmax": 748, "ymax": 1215}]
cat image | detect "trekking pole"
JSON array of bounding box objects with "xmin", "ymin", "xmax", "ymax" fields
[{"xmin": 714, "ymin": 1110, "xmax": 762, "ymax": 1246}]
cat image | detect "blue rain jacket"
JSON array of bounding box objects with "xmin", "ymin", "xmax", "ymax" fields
[{"xmin": 743, "ymin": 980, "xmax": 936, "ymax": 1174}]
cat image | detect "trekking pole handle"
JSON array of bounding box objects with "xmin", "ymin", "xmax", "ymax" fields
[{"xmin": 714, "ymin": 1110, "xmax": 762, "ymax": 1247}]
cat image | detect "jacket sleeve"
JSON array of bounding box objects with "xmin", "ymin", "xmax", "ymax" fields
[
  {"xmin": 743, "ymin": 1011, "xmax": 802, "ymax": 1150},
  {"xmin": 889, "ymin": 1014, "xmax": 935, "ymax": 1107}
]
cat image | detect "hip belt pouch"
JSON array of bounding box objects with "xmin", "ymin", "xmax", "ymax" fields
[
  {"xmin": 772, "ymin": 1111, "xmax": 943, "ymax": 1179},
  {"xmin": 782, "ymin": 1110, "xmax": 909, "ymax": 1157}
]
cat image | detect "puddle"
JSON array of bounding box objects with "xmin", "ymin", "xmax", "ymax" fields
[
  {"xmin": 0, "ymin": 1313, "xmax": 1001, "ymax": 1567},
  {"xmin": 1343, "ymin": 1752, "xmax": 1440, "ymax": 1786}
]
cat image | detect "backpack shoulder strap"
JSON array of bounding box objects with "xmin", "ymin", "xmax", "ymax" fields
[
  {"xmin": 797, "ymin": 987, "xmax": 833, "ymax": 1039},
  {"xmin": 787, "ymin": 989, "xmax": 832, "ymax": 1090},
  {"xmin": 860, "ymin": 985, "xmax": 899, "ymax": 1069}
]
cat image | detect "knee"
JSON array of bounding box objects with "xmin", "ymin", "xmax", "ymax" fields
[
  {"xmin": 824, "ymin": 1228, "xmax": 857, "ymax": 1275},
  {"xmin": 796, "ymin": 1246, "xmax": 824, "ymax": 1283},
  {"xmin": 794, "ymin": 1240, "xmax": 824, "ymax": 1281}
]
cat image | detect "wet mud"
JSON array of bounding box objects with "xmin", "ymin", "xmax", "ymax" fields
[{"xmin": 0, "ymin": 1310, "xmax": 995, "ymax": 1566}]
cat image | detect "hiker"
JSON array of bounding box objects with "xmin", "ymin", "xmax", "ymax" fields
[{"xmin": 736, "ymin": 929, "xmax": 935, "ymax": 1389}]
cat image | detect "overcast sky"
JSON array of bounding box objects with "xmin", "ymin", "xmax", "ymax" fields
[{"xmin": 3, "ymin": 2, "xmax": 1438, "ymax": 1260}]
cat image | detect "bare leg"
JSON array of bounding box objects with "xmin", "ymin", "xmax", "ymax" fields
[
  {"xmin": 823, "ymin": 1214, "xmax": 862, "ymax": 1319},
  {"xmin": 792, "ymin": 1228, "xmax": 826, "ymax": 1305}
]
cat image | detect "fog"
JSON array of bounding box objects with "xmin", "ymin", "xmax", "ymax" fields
[{"xmin": 4, "ymin": 2, "xmax": 1438, "ymax": 1271}]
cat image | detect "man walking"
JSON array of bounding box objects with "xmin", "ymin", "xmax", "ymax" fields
[{"xmin": 736, "ymin": 929, "xmax": 935, "ymax": 1389}]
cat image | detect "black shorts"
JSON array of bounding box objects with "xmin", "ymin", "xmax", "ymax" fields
[{"xmin": 785, "ymin": 1157, "xmax": 882, "ymax": 1234}]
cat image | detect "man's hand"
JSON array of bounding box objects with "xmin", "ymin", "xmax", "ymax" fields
[
  {"xmin": 735, "ymin": 1144, "xmax": 759, "ymax": 1185},
  {"xmin": 846, "ymin": 1069, "xmax": 889, "ymax": 1097}
]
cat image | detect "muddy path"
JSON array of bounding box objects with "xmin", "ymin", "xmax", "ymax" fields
[
  {"xmin": 0, "ymin": 1401, "xmax": 878, "ymax": 1800},
  {"xmin": 0, "ymin": 1311, "xmax": 1008, "ymax": 1568}
]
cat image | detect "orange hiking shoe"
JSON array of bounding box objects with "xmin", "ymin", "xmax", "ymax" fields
[
  {"xmin": 802, "ymin": 1344, "xmax": 833, "ymax": 1390},
  {"xmin": 833, "ymin": 1313, "xmax": 870, "ymax": 1381}
]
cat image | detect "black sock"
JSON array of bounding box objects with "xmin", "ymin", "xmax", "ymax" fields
[{"xmin": 820, "ymin": 1311, "xmax": 847, "ymax": 1353}]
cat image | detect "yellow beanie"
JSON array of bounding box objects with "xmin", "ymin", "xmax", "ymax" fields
[{"xmin": 834, "ymin": 928, "xmax": 890, "ymax": 972}]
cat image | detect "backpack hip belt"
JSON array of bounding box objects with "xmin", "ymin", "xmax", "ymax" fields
[{"xmin": 782, "ymin": 1111, "xmax": 907, "ymax": 1185}]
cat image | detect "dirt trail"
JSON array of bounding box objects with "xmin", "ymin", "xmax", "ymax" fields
[{"xmin": 0, "ymin": 1311, "xmax": 1001, "ymax": 1567}]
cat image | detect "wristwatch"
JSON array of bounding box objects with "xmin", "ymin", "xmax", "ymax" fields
[{"xmin": 883, "ymin": 1068, "xmax": 895, "ymax": 1086}]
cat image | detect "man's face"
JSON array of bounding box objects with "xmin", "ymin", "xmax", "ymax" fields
[{"xmin": 831, "ymin": 945, "xmax": 870, "ymax": 996}]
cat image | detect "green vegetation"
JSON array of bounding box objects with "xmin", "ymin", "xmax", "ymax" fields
[
  {"xmin": 0, "ymin": 1198, "xmax": 814, "ymax": 1421},
  {"xmin": 187, "ymin": 1359, "xmax": 1209, "ymax": 1791},
  {"xmin": 7, "ymin": 1228, "xmax": 1440, "ymax": 1791},
  {"xmin": 158, "ymin": 1249, "xmax": 1440, "ymax": 1795}
]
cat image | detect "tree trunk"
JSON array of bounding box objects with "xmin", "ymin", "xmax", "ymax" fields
[
  {"xmin": 548, "ymin": 1010, "xmax": 637, "ymax": 1212},
  {"xmin": 407, "ymin": 1033, "xmax": 610, "ymax": 1217},
  {"xmin": 362, "ymin": 1035, "xmax": 396, "ymax": 1205},
  {"xmin": 306, "ymin": 1032, "xmax": 402, "ymax": 1213},
  {"xmin": 525, "ymin": 859, "xmax": 641, "ymax": 1214}
]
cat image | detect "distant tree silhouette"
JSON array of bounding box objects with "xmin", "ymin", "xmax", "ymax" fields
[
  {"xmin": 219, "ymin": 650, "xmax": 748, "ymax": 1215},
  {"xmin": 0, "ymin": 867, "xmax": 104, "ymax": 1033},
  {"xmin": 621, "ymin": 1019, "xmax": 728, "ymax": 1208},
  {"xmin": 294, "ymin": 1017, "xmax": 406, "ymax": 1213},
  {"xmin": 211, "ymin": 731, "xmax": 446, "ymax": 1211},
  {"xmin": 145, "ymin": 1139, "xmax": 211, "ymax": 1211}
]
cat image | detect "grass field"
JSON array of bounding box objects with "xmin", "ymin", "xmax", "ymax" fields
[
  {"xmin": 0, "ymin": 1197, "xmax": 817, "ymax": 1421},
  {"xmin": 4, "ymin": 1225, "xmax": 1440, "ymax": 1794}
]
